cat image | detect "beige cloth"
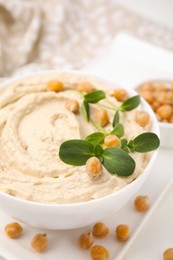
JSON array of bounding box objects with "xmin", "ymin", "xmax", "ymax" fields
[{"xmin": 0, "ymin": 0, "xmax": 173, "ymax": 77}]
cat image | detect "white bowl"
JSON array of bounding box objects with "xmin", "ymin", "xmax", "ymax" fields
[
  {"xmin": 0, "ymin": 70, "xmax": 160, "ymax": 230},
  {"xmin": 159, "ymin": 122, "xmax": 173, "ymax": 148}
]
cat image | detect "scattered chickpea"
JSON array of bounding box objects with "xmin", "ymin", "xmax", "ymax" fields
[
  {"xmin": 115, "ymin": 224, "xmax": 130, "ymax": 242},
  {"xmin": 156, "ymin": 105, "xmax": 172, "ymax": 120},
  {"xmin": 76, "ymin": 82, "xmax": 96, "ymax": 93},
  {"xmin": 104, "ymin": 135, "xmax": 120, "ymax": 148},
  {"xmin": 31, "ymin": 233, "xmax": 48, "ymax": 253},
  {"xmin": 47, "ymin": 80, "xmax": 64, "ymax": 92},
  {"xmin": 79, "ymin": 231, "xmax": 94, "ymax": 249},
  {"xmin": 91, "ymin": 245, "xmax": 110, "ymax": 260},
  {"xmin": 65, "ymin": 99, "xmax": 79, "ymax": 114},
  {"xmin": 135, "ymin": 111, "xmax": 150, "ymax": 127},
  {"xmin": 5, "ymin": 222, "xmax": 23, "ymax": 239},
  {"xmin": 92, "ymin": 222, "xmax": 109, "ymax": 238},
  {"xmin": 163, "ymin": 248, "xmax": 173, "ymax": 260},
  {"xmin": 86, "ymin": 157, "xmax": 103, "ymax": 180},
  {"xmin": 93, "ymin": 109, "xmax": 109, "ymax": 127},
  {"xmin": 134, "ymin": 195, "xmax": 150, "ymax": 212},
  {"xmin": 112, "ymin": 88, "xmax": 129, "ymax": 102}
]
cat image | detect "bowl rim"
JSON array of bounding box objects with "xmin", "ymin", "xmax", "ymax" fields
[{"xmin": 0, "ymin": 69, "xmax": 160, "ymax": 208}]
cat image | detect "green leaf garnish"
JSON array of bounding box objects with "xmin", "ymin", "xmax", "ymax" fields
[
  {"xmin": 59, "ymin": 140, "xmax": 94, "ymax": 166},
  {"xmin": 110, "ymin": 123, "xmax": 124, "ymax": 138},
  {"xmin": 119, "ymin": 95, "xmax": 141, "ymax": 112},
  {"xmin": 112, "ymin": 110, "xmax": 120, "ymax": 127},
  {"xmin": 102, "ymin": 148, "xmax": 136, "ymax": 176},
  {"xmin": 85, "ymin": 132, "xmax": 105, "ymax": 145},
  {"xmin": 120, "ymin": 139, "xmax": 129, "ymax": 153},
  {"xmin": 81, "ymin": 90, "xmax": 106, "ymax": 124},
  {"xmin": 59, "ymin": 89, "xmax": 160, "ymax": 178},
  {"xmin": 84, "ymin": 90, "xmax": 106, "ymax": 104},
  {"xmin": 81, "ymin": 101, "xmax": 89, "ymax": 121},
  {"xmin": 128, "ymin": 132, "xmax": 160, "ymax": 153},
  {"xmin": 93, "ymin": 144, "xmax": 104, "ymax": 157}
]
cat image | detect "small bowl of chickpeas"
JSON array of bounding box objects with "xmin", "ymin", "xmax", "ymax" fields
[{"xmin": 136, "ymin": 80, "xmax": 173, "ymax": 148}]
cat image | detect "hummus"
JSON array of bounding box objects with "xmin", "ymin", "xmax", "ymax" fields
[{"xmin": 0, "ymin": 73, "xmax": 152, "ymax": 204}]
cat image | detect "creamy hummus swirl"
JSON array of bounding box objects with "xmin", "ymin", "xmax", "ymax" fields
[{"xmin": 0, "ymin": 74, "xmax": 151, "ymax": 204}]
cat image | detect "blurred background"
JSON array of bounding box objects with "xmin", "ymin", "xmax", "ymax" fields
[{"xmin": 0, "ymin": 0, "xmax": 173, "ymax": 78}]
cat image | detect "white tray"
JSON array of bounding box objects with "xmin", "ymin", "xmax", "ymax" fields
[{"xmin": 0, "ymin": 34, "xmax": 173, "ymax": 260}]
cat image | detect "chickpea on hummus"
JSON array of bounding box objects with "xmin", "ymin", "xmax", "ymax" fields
[{"xmin": 0, "ymin": 73, "xmax": 154, "ymax": 204}]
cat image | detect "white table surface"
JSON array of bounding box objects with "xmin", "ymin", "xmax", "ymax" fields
[{"xmin": 86, "ymin": 33, "xmax": 173, "ymax": 260}]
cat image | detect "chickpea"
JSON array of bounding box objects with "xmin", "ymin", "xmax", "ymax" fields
[
  {"xmin": 31, "ymin": 233, "xmax": 48, "ymax": 253},
  {"xmin": 93, "ymin": 109, "xmax": 109, "ymax": 127},
  {"xmin": 157, "ymin": 92, "xmax": 171, "ymax": 105},
  {"xmin": 134, "ymin": 195, "xmax": 150, "ymax": 212},
  {"xmin": 115, "ymin": 224, "xmax": 130, "ymax": 242},
  {"xmin": 135, "ymin": 111, "xmax": 150, "ymax": 127},
  {"xmin": 86, "ymin": 157, "xmax": 103, "ymax": 180},
  {"xmin": 65, "ymin": 99, "xmax": 79, "ymax": 114},
  {"xmin": 163, "ymin": 91, "xmax": 173, "ymax": 105},
  {"xmin": 137, "ymin": 81, "xmax": 173, "ymax": 123},
  {"xmin": 151, "ymin": 100, "xmax": 160, "ymax": 111},
  {"xmin": 76, "ymin": 82, "xmax": 96, "ymax": 93},
  {"xmin": 112, "ymin": 88, "xmax": 129, "ymax": 102},
  {"xmin": 156, "ymin": 105, "xmax": 172, "ymax": 120},
  {"xmin": 91, "ymin": 245, "xmax": 110, "ymax": 260},
  {"xmin": 5, "ymin": 222, "xmax": 23, "ymax": 239},
  {"xmin": 47, "ymin": 80, "xmax": 64, "ymax": 92},
  {"xmin": 169, "ymin": 114, "xmax": 173, "ymax": 123},
  {"xmin": 104, "ymin": 135, "xmax": 120, "ymax": 148},
  {"xmin": 141, "ymin": 82, "xmax": 154, "ymax": 92},
  {"xmin": 92, "ymin": 222, "xmax": 109, "ymax": 238},
  {"xmin": 79, "ymin": 231, "xmax": 93, "ymax": 249},
  {"xmin": 163, "ymin": 248, "xmax": 173, "ymax": 260},
  {"xmin": 140, "ymin": 91, "xmax": 154, "ymax": 104},
  {"xmin": 155, "ymin": 84, "xmax": 166, "ymax": 92}
]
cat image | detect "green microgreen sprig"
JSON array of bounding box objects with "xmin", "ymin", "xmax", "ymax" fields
[
  {"xmin": 59, "ymin": 140, "xmax": 136, "ymax": 177},
  {"xmin": 59, "ymin": 90, "xmax": 160, "ymax": 177},
  {"xmin": 81, "ymin": 90, "xmax": 106, "ymax": 121},
  {"xmin": 59, "ymin": 132, "xmax": 160, "ymax": 177}
]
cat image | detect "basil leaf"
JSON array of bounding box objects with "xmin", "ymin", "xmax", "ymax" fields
[
  {"xmin": 81, "ymin": 100, "xmax": 90, "ymax": 121},
  {"xmin": 120, "ymin": 95, "xmax": 141, "ymax": 112},
  {"xmin": 112, "ymin": 110, "xmax": 119, "ymax": 127},
  {"xmin": 93, "ymin": 144, "xmax": 104, "ymax": 157},
  {"xmin": 85, "ymin": 132, "xmax": 105, "ymax": 145},
  {"xmin": 110, "ymin": 123, "xmax": 124, "ymax": 138},
  {"xmin": 102, "ymin": 148, "xmax": 135, "ymax": 176},
  {"xmin": 59, "ymin": 140, "xmax": 94, "ymax": 166},
  {"xmin": 84, "ymin": 90, "xmax": 106, "ymax": 104},
  {"xmin": 129, "ymin": 132, "xmax": 160, "ymax": 153}
]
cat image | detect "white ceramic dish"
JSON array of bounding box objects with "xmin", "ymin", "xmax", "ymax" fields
[
  {"xmin": 159, "ymin": 121, "xmax": 173, "ymax": 148},
  {"xmin": 0, "ymin": 148, "xmax": 171, "ymax": 260},
  {"xmin": 0, "ymin": 70, "xmax": 160, "ymax": 230}
]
